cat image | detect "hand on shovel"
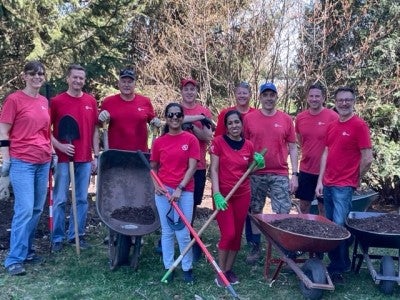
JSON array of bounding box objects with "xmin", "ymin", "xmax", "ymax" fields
[{"xmin": 213, "ymin": 192, "xmax": 228, "ymax": 211}]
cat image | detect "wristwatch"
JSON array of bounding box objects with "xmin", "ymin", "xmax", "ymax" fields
[
  {"xmin": 177, "ymin": 184, "xmax": 185, "ymax": 191},
  {"xmin": 292, "ymin": 172, "xmax": 299, "ymax": 176}
]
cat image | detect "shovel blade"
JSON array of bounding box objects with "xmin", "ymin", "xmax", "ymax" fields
[{"xmin": 58, "ymin": 115, "xmax": 80, "ymax": 143}]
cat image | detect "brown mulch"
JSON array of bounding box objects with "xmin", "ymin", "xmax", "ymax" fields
[
  {"xmin": 110, "ymin": 206, "xmax": 156, "ymax": 225},
  {"xmin": 347, "ymin": 214, "xmax": 400, "ymax": 234},
  {"xmin": 269, "ymin": 217, "xmax": 349, "ymax": 239}
]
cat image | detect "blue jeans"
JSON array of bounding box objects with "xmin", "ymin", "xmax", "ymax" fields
[
  {"xmin": 4, "ymin": 158, "xmax": 50, "ymax": 268},
  {"xmin": 323, "ymin": 186, "xmax": 354, "ymax": 273},
  {"xmin": 52, "ymin": 162, "xmax": 91, "ymax": 242},
  {"xmin": 155, "ymin": 186, "xmax": 193, "ymax": 271}
]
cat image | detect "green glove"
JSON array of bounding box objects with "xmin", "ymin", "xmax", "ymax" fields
[
  {"xmin": 253, "ymin": 152, "xmax": 265, "ymax": 169},
  {"xmin": 213, "ymin": 192, "xmax": 228, "ymax": 211}
]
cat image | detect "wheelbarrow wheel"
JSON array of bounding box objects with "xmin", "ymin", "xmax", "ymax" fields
[
  {"xmin": 379, "ymin": 255, "xmax": 395, "ymax": 295},
  {"xmin": 109, "ymin": 230, "xmax": 131, "ymax": 271},
  {"xmin": 130, "ymin": 236, "xmax": 142, "ymax": 271},
  {"xmin": 299, "ymin": 258, "xmax": 326, "ymax": 300}
]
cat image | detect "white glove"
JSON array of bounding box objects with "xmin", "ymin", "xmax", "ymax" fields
[
  {"xmin": 150, "ymin": 117, "xmax": 162, "ymax": 128},
  {"xmin": 98, "ymin": 110, "xmax": 110, "ymax": 122},
  {"xmin": 0, "ymin": 176, "xmax": 10, "ymax": 200}
]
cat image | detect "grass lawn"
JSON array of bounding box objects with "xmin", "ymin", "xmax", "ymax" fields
[{"xmin": 0, "ymin": 216, "xmax": 399, "ymax": 300}]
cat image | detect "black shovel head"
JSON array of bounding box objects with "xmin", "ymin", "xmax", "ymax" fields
[{"xmin": 58, "ymin": 115, "xmax": 80, "ymax": 143}]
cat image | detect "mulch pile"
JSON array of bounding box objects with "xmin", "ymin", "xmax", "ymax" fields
[
  {"xmin": 110, "ymin": 206, "xmax": 155, "ymax": 225},
  {"xmin": 270, "ymin": 217, "xmax": 349, "ymax": 239},
  {"xmin": 347, "ymin": 214, "xmax": 400, "ymax": 234}
]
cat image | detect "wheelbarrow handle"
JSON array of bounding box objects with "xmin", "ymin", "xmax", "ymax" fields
[{"xmin": 137, "ymin": 151, "xmax": 239, "ymax": 299}]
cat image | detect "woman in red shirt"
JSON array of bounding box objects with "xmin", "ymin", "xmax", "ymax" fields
[{"xmin": 210, "ymin": 110, "xmax": 255, "ymax": 286}]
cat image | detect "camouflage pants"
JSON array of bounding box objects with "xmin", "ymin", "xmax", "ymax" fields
[{"xmin": 250, "ymin": 174, "xmax": 291, "ymax": 214}]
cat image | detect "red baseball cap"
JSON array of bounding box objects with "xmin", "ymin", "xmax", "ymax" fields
[{"xmin": 181, "ymin": 78, "xmax": 198, "ymax": 88}]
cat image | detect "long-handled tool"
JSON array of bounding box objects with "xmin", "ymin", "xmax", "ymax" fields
[
  {"xmin": 161, "ymin": 148, "xmax": 267, "ymax": 282},
  {"xmin": 58, "ymin": 115, "xmax": 81, "ymax": 255},
  {"xmin": 137, "ymin": 151, "xmax": 239, "ymax": 299},
  {"xmin": 48, "ymin": 169, "xmax": 54, "ymax": 252}
]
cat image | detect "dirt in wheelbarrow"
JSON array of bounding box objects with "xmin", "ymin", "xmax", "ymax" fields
[
  {"xmin": 270, "ymin": 217, "xmax": 349, "ymax": 239},
  {"xmin": 347, "ymin": 213, "xmax": 400, "ymax": 234},
  {"xmin": 110, "ymin": 205, "xmax": 155, "ymax": 225}
]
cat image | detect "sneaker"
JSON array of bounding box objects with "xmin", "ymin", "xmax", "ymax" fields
[
  {"xmin": 225, "ymin": 270, "xmax": 239, "ymax": 285},
  {"xmin": 52, "ymin": 242, "xmax": 63, "ymax": 252},
  {"xmin": 7, "ymin": 263, "xmax": 26, "ymax": 276},
  {"xmin": 68, "ymin": 238, "xmax": 91, "ymax": 250},
  {"xmin": 246, "ymin": 243, "xmax": 260, "ymax": 265},
  {"xmin": 183, "ymin": 269, "xmax": 194, "ymax": 283},
  {"xmin": 330, "ymin": 273, "xmax": 345, "ymax": 285},
  {"xmin": 214, "ymin": 275, "xmax": 224, "ymax": 287},
  {"xmin": 25, "ymin": 253, "xmax": 45, "ymax": 264}
]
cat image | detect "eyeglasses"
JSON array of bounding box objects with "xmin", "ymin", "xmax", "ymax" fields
[
  {"xmin": 336, "ymin": 98, "xmax": 355, "ymax": 103},
  {"xmin": 167, "ymin": 112, "xmax": 183, "ymax": 119},
  {"xmin": 26, "ymin": 71, "xmax": 45, "ymax": 76}
]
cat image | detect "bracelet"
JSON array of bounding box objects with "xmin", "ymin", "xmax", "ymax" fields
[
  {"xmin": 177, "ymin": 184, "xmax": 185, "ymax": 191},
  {"xmin": 0, "ymin": 140, "xmax": 10, "ymax": 147},
  {"xmin": 292, "ymin": 172, "xmax": 299, "ymax": 176}
]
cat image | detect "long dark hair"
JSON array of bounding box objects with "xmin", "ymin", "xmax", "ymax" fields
[
  {"xmin": 163, "ymin": 102, "xmax": 184, "ymax": 134},
  {"xmin": 224, "ymin": 109, "xmax": 243, "ymax": 126}
]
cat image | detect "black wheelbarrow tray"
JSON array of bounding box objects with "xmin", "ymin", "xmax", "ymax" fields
[
  {"xmin": 251, "ymin": 213, "xmax": 351, "ymax": 300},
  {"xmin": 346, "ymin": 211, "xmax": 400, "ymax": 295},
  {"xmin": 96, "ymin": 150, "xmax": 160, "ymax": 271}
]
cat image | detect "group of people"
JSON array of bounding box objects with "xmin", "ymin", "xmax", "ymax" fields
[{"xmin": 0, "ymin": 60, "xmax": 372, "ymax": 288}]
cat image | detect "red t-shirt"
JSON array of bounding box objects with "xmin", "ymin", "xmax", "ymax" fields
[
  {"xmin": 210, "ymin": 135, "xmax": 254, "ymax": 196},
  {"xmin": 295, "ymin": 108, "xmax": 338, "ymax": 174},
  {"xmin": 51, "ymin": 92, "xmax": 98, "ymax": 163},
  {"xmin": 182, "ymin": 103, "xmax": 212, "ymax": 170},
  {"xmin": 150, "ymin": 131, "xmax": 200, "ymax": 192},
  {"xmin": 243, "ymin": 110, "xmax": 296, "ymax": 175},
  {"xmin": 323, "ymin": 115, "xmax": 372, "ymax": 187},
  {"xmin": 100, "ymin": 93, "xmax": 155, "ymax": 151},
  {"xmin": 0, "ymin": 90, "xmax": 51, "ymax": 163},
  {"xmin": 215, "ymin": 106, "xmax": 256, "ymax": 136}
]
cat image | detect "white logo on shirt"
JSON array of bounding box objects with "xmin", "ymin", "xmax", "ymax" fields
[
  {"xmin": 318, "ymin": 121, "xmax": 325, "ymax": 126},
  {"xmin": 274, "ymin": 123, "xmax": 282, "ymax": 128},
  {"xmin": 243, "ymin": 156, "xmax": 249, "ymax": 161},
  {"xmin": 138, "ymin": 107, "xmax": 144, "ymax": 111},
  {"xmin": 342, "ymin": 131, "xmax": 350, "ymax": 136},
  {"xmin": 85, "ymin": 106, "xmax": 93, "ymax": 110},
  {"xmin": 41, "ymin": 106, "xmax": 47, "ymax": 110},
  {"xmin": 182, "ymin": 144, "xmax": 189, "ymax": 151}
]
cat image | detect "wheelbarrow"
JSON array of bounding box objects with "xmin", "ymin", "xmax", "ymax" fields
[
  {"xmin": 346, "ymin": 211, "xmax": 400, "ymax": 295},
  {"xmin": 310, "ymin": 190, "xmax": 379, "ymax": 215},
  {"xmin": 96, "ymin": 150, "xmax": 160, "ymax": 271},
  {"xmin": 251, "ymin": 213, "xmax": 351, "ymax": 300}
]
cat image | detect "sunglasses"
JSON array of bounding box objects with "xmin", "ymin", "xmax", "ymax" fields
[
  {"xmin": 26, "ymin": 71, "xmax": 45, "ymax": 76},
  {"xmin": 167, "ymin": 112, "xmax": 183, "ymax": 119}
]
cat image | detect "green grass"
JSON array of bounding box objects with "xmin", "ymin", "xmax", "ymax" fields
[{"xmin": 0, "ymin": 221, "xmax": 399, "ymax": 300}]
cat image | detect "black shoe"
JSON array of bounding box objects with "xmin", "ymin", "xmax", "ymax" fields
[
  {"xmin": 68, "ymin": 238, "xmax": 91, "ymax": 250},
  {"xmin": 183, "ymin": 269, "xmax": 194, "ymax": 283},
  {"xmin": 7, "ymin": 263, "xmax": 26, "ymax": 276},
  {"xmin": 330, "ymin": 273, "xmax": 345, "ymax": 285},
  {"xmin": 25, "ymin": 253, "xmax": 45, "ymax": 264}
]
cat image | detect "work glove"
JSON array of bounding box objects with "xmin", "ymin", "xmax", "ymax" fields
[
  {"xmin": 0, "ymin": 176, "xmax": 10, "ymax": 200},
  {"xmin": 253, "ymin": 152, "xmax": 265, "ymax": 169},
  {"xmin": 98, "ymin": 110, "xmax": 110, "ymax": 123},
  {"xmin": 213, "ymin": 192, "xmax": 228, "ymax": 211},
  {"xmin": 182, "ymin": 122, "xmax": 194, "ymax": 131},
  {"xmin": 150, "ymin": 117, "xmax": 162, "ymax": 128},
  {"xmin": 1, "ymin": 160, "xmax": 11, "ymax": 176},
  {"xmin": 50, "ymin": 153, "xmax": 58, "ymax": 171},
  {"xmin": 200, "ymin": 114, "xmax": 215, "ymax": 131}
]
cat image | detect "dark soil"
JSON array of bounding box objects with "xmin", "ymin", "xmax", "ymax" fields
[
  {"xmin": 347, "ymin": 214, "xmax": 400, "ymax": 234},
  {"xmin": 270, "ymin": 218, "xmax": 349, "ymax": 239},
  {"xmin": 110, "ymin": 206, "xmax": 155, "ymax": 225}
]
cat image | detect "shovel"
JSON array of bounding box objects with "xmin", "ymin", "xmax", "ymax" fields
[
  {"xmin": 58, "ymin": 115, "xmax": 81, "ymax": 255},
  {"xmin": 161, "ymin": 148, "xmax": 267, "ymax": 282},
  {"xmin": 137, "ymin": 151, "xmax": 239, "ymax": 299}
]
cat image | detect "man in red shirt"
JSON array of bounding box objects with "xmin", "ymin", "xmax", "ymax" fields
[
  {"xmin": 316, "ymin": 86, "xmax": 372, "ymax": 283},
  {"xmin": 180, "ymin": 78, "xmax": 213, "ymax": 261},
  {"xmin": 50, "ymin": 64, "xmax": 100, "ymax": 252},
  {"xmin": 243, "ymin": 82, "xmax": 299, "ymax": 264},
  {"xmin": 295, "ymin": 84, "xmax": 338, "ymax": 215},
  {"xmin": 98, "ymin": 68, "xmax": 161, "ymax": 151}
]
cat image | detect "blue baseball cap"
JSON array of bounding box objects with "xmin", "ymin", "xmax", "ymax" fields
[{"xmin": 259, "ymin": 82, "xmax": 277, "ymax": 94}]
